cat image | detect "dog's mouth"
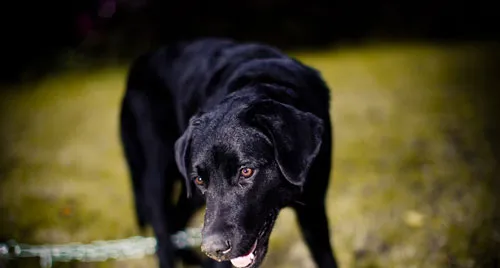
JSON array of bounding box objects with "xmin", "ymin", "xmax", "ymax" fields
[
  {"xmin": 229, "ymin": 211, "xmax": 277, "ymax": 268},
  {"xmin": 229, "ymin": 239, "xmax": 258, "ymax": 268}
]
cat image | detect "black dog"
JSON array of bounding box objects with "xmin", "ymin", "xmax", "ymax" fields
[{"xmin": 119, "ymin": 38, "xmax": 338, "ymax": 268}]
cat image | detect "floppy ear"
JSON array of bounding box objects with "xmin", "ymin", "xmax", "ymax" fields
[
  {"xmin": 251, "ymin": 100, "xmax": 324, "ymax": 186},
  {"xmin": 174, "ymin": 125, "xmax": 194, "ymax": 198}
]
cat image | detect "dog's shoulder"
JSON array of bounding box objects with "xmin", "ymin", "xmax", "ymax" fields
[{"xmin": 224, "ymin": 56, "xmax": 331, "ymax": 117}]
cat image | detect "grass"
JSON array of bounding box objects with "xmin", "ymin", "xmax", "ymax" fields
[{"xmin": 1, "ymin": 41, "xmax": 499, "ymax": 268}]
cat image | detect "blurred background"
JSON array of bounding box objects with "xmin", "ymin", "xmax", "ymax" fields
[{"xmin": 1, "ymin": 0, "xmax": 499, "ymax": 267}]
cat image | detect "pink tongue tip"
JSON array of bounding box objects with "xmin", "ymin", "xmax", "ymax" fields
[
  {"xmin": 230, "ymin": 241, "xmax": 257, "ymax": 268},
  {"xmin": 230, "ymin": 253, "xmax": 254, "ymax": 268}
]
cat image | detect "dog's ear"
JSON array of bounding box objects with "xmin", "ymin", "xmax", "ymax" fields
[
  {"xmin": 174, "ymin": 124, "xmax": 194, "ymax": 198},
  {"xmin": 249, "ymin": 100, "xmax": 324, "ymax": 186}
]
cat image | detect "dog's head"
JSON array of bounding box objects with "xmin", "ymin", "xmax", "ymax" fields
[{"xmin": 174, "ymin": 97, "xmax": 324, "ymax": 268}]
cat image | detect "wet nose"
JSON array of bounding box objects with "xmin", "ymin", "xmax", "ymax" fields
[{"xmin": 201, "ymin": 234, "xmax": 231, "ymax": 260}]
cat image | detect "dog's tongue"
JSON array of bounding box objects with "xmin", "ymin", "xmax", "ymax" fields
[{"xmin": 230, "ymin": 252, "xmax": 254, "ymax": 268}]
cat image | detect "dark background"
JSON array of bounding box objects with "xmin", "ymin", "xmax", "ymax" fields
[{"xmin": 2, "ymin": 0, "xmax": 498, "ymax": 84}]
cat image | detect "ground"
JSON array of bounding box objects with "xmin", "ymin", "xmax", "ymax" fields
[{"xmin": 1, "ymin": 41, "xmax": 499, "ymax": 268}]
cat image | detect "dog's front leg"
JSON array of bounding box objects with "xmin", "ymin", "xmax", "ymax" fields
[
  {"xmin": 135, "ymin": 113, "xmax": 178, "ymax": 267},
  {"xmin": 294, "ymin": 202, "xmax": 339, "ymax": 268}
]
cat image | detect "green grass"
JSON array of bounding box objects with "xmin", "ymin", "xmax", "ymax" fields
[{"xmin": 1, "ymin": 42, "xmax": 499, "ymax": 268}]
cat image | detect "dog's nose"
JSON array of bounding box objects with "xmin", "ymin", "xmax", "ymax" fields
[{"xmin": 201, "ymin": 234, "xmax": 231, "ymax": 260}]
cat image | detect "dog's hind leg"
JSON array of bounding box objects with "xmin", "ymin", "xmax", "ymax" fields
[
  {"xmin": 120, "ymin": 98, "xmax": 148, "ymax": 230},
  {"xmin": 123, "ymin": 93, "xmax": 178, "ymax": 268},
  {"xmin": 130, "ymin": 100, "xmax": 179, "ymax": 268},
  {"xmin": 122, "ymin": 55, "xmax": 181, "ymax": 267}
]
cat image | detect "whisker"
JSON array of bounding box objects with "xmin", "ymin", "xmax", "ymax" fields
[{"xmin": 295, "ymin": 200, "xmax": 306, "ymax": 206}]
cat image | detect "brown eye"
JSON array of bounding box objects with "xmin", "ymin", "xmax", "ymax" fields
[
  {"xmin": 194, "ymin": 176, "xmax": 205, "ymax": 186},
  {"xmin": 240, "ymin": 167, "xmax": 254, "ymax": 178}
]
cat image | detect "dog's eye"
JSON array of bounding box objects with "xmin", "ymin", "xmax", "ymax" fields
[
  {"xmin": 240, "ymin": 167, "xmax": 254, "ymax": 178},
  {"xmin": 194, "ymin": 176, "xmax": 205, "ymax": 186}
]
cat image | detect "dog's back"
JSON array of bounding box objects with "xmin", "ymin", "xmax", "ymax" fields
[{"xmin": 128, "ymin": 38, "xmax": 329, "ymax": 130}]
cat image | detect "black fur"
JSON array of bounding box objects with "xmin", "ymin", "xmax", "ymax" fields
[{"xmin": 120, "ymin": 38, "xmax": 338, "ymax": 268}]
